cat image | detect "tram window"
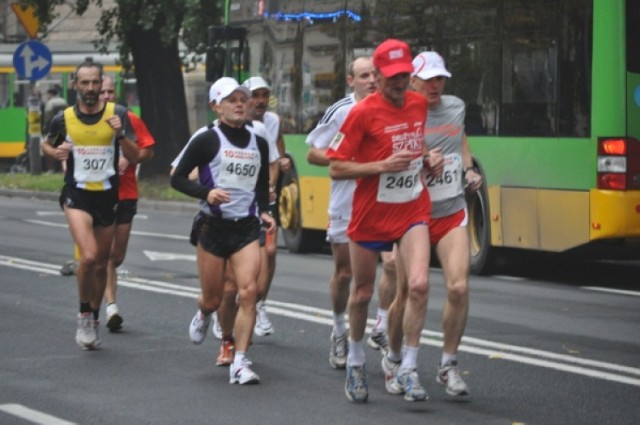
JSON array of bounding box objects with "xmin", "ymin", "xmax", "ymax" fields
[
  {"xmin": 557, "ymin": 0, "xmax": 591, "ymax": 137},
  {"xmin": 445, "ymin": 39, "xmax": 501, "ymax": 136},
  {"xmin": 500, "ymin": 39, "xmax": 557, "ymax": 137}
]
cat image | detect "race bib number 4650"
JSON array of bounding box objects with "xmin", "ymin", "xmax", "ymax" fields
[{"xmin": 218, "ymin": 147, "xmax": 260, "ymax": 190}]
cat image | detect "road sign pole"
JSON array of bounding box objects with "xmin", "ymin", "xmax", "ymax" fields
[{"xmin": 27, "ymin": 95, "xmax": 42, "ymax": 175}]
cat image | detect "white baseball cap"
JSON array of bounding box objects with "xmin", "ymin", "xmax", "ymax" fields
[
  {"xmin": 209, "ymin": 77, "xmax": 251, "ymax": 104},
  {"xmin": 242, "ymin": 76, "xmax": 271, "ymax": 92},
  {"xmin": 412, "ymin": 51, "xmax": 452, "ymax": 80}
]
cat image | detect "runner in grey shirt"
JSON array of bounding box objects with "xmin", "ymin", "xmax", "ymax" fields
[{"xmin": 383, "ymin": 51, "xmax": 483, "ymax": 399}]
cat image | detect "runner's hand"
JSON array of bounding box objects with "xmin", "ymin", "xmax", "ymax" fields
[
  {"xmin": 383, "ymin": 150, "xmax": 416, "ymax": 172},
  {"xmin": 55, "ymin": 141, "xmax": 72, "ymax": 161},
  {"xmin": 464, "ymin": 169, "xmax": 483, "ymax": 192},
  {"xmin": 206, "ymin": 188, "xmax": 230, "ymax": 205},
  {"xmin": 261, "ymin": 212, "xmax": 276, "ymax": 233},
  {"xmin": 424, "ymin": 147, "xmax": 444, "ymax": 176}
]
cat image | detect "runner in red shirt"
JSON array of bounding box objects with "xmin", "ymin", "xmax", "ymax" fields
[
  {"xmin": 101, "ymin": 76, "xmax": 156, "ymax": 332},
  {"xmin": 326, "ymin": 39, "xmax": 443, "ymax": 403}
]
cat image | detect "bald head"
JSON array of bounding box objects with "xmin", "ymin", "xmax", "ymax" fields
[
  {"xmin": 348, "ymin": 57, "xmax": 376, "ymax": 102},
  {"xmin": 101, "ymin": 75, "xmax": 116, "ymax": 102}
]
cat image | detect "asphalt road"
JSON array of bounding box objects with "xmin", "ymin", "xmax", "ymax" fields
[{"xmin": 1, "ymin": 194, "xmax": 639, "ymax": 425}]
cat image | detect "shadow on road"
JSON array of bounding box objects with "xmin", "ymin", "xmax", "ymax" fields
[{"xmin": 488, "ymin": 245, "xmax": 639, "ymax": 290}]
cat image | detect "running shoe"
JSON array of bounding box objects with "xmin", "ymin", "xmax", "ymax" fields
[
  {"xmin": 60, "ymin": 260, "xmax": 77, "ymax": 276},
  {"xmin": 366, "ymin": 330, "xmax": 389, "ymax": 353},
  {"xmin": 395, "ymin": 368, "xmax": 428, "ymax": 402},
  {"xmin": 437, "ymin": 361, "xmax": 470, "ymax": 396},
  {"xmin": 212, "ymin": 311, "xmax": 222, "ymax": 340},
  {"xmin": 254, "ymin": 301, "xmax": 274, "ymax": 336},
  {"xmin": 105, "ymin": 303, "xmax": 123, "ymax": 333},
  {"xmin": 189, "ymin": 310, "xmax": 210, "ymax": 345},
  {"xmin": 381, "ymin": 354, "xmax": 403, "ymax": 394},
  {"xmin": 329, "ymin": 331, "xmax": 348, "ymax": 369},
  {"xmin": 216, "ymin": 338, "xmax": 235, "ymax": 367},
  {"xmin": 345, "ymin": 364, "xmax": 368, "ymax": 403},
  {"xmin": 229, "ymin": 358, "xmax": 260, "ymax": 384},
  {"xmin": 76, "ymin": 312, "xmax": 100, "ymax": 350}
]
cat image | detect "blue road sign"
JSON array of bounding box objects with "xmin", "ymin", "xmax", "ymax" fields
[{"xmin": 13, "ymin": 40, "xmax": 52, "ymax": 81}]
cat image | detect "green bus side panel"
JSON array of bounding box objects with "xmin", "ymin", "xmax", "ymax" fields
[
  {"xmin": 284, "ymin": 134, "xmax": 330, "ymax": 177},
  {"xmin": 287, "ymin": 133, "xmax": 597, "ymax": 192},
  {"xmin": 467, "ymin": 137, "xmax": 595, "ymax": 191},
  {"xmin": 0, "ymin": 107, "xmax": 27, "ymax": 153},
  {"xmin": 592, "ymin": 0, "xmax": 626, "ymax": 135},
  {"xmin": 628, "ymin": 72, "xmax": 640, "ymax": 139}
]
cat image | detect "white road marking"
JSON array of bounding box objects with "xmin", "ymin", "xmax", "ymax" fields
[
  {"xmin": 582, "ymin": 286, "xmax": 640, "ymax": 297},
  {"xmin": 1, "ymin": 254, "xmax": 638, "ymax": 387},
  {"xmin": 0, "ymin": 403, "xmax": 76, "ymax": 425},
  {"xmin": 143, "ymin": 250, "xmax": 196, "ymax": 261}
]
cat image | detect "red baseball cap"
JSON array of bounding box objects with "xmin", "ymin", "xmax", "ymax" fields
[{"xmin": 373, "ymin": 39, "xmax": 413, "ymax": 78}]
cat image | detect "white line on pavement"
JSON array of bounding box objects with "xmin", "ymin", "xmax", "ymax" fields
[
  {"xmin": 1, "ymin": 254, "xmax": 638, "ymax": 387},
  {"xmin": 582, "ymin": 286, "xmax": 640, "ymax": 297},
  {"xmin": 0, "ymin": 403, "xmax": 76, "ymax": 425}
]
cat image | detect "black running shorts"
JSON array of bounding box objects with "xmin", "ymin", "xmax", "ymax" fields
[
  {"xmin": 192, "ymin": 213, "xmax": 260, "ymax": 258},
  {"xmin": 59, "ymin": 185, "xmax": 118, "ymax": 227},
  {"xmin": 115, "ymin": 199, "xmax": 137, "ymax": 225}
]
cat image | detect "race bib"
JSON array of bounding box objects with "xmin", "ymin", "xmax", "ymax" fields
[
  {"xmin": 72, "ymin": 145, "xmax": 115, "ymax": 183},
  {"xmin": 425, "ymin": 153, "xmax": 463, "ymax": 202},
  {"xmin": 377, "ymin": 157, "xmax": 423, "ymax": 203},
  {"xmin": 218, "ymin": 147, "xmax": 260, "ymax": 190}
]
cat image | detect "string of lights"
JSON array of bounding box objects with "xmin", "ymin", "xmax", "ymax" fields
[{"xmin": 263, "ymin": 9, "xmax": 362, "ymax": 23}]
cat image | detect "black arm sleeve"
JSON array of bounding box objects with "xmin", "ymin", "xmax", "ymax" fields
[
  {"xmin": 255, "ymin": 136, "xmax": 270, "ymax": 214},
  {"xmin": 46, "ymin": 111, "xmax": 66, "ymax": 147},
  {"xmin": 170, "ymin": 130, "xmax": 219, "ymax": 200},
  {"xmin": 115, "ymin": 104, "xmax": 137, "ymax": 143}
]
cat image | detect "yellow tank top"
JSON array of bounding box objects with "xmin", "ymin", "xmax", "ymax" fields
[{"xmin": 64, "ymin": 102, "xmax": 117, "ymax": 191}]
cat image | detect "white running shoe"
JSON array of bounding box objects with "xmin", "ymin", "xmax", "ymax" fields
[
  {"xmin": 381, "ymin": 354, "xmax": 402, "ymax": 394},
  {"xmin": 105, "ymin": 303, "xmax": 123, "ymax": 333},
  {"xmin": 76, "ymin": 313, "xmax": 100, "ymax": 350},
  {"xmin": 212, "ymin": 311, "xmax": 223, "ymax": 340},
  {"xmin": 437, "ymin": 361, "xmax": 470, "ymax": 396},
  {"xmin": 254, "ymin": 301, "xmax": 274, "ymax": 336},
  {"xmin": 345, "ymin": 364, "xmax": 368, "ymax": 403},
  {"xmin": 367, "ymin": 330, "xmax": 389, "ymax": 353},
  {"xmin": 395, "ymin": 368, "xmax": 428, "ymax": 402},
  {"xmin": 329, "ymin": 331, "xmax": 348, "ymax": 369},
  {"xmin": 189, "ymin": 310, "xmax": 210, "ymax": 345},
  {"xmin": 229, "ymin": 359, "xmax": 260, "ymax": 384}
]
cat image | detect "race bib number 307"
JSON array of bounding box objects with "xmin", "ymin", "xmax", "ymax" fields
[{"xmin": 73, "ymin": 145, "xmax": 115, "ymax": 183}]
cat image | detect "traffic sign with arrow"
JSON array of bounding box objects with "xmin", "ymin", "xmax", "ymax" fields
[{"xmin": 13, "ymin": 40, "xmax": 52, "ymax": 81}]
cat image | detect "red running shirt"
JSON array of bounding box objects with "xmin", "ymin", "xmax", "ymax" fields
[
  {"xmin": 326, "ymin": 91, "xmax": 431, "ymax": 242},
  {"xmin": 118, "ymin": 111, "xmax": 156, "ymax": 200}
]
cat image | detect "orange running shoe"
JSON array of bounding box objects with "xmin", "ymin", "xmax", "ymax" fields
[{"xmin": 216, "ymin": 338, "xmax": 235, "ymax": 367}]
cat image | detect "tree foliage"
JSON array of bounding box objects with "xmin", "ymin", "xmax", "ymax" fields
[{"xmin": 20, "ymin": 0, "xmax": 225, "ymax": 177}]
